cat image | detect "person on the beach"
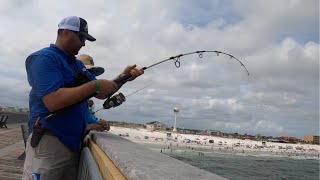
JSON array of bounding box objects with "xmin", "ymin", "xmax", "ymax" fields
[
  {"xmin": 23, "ymin": 16, "xmax": 144, "ymax": 180},
  {"xmin": 76, "ymin": 53, "xmax": 110, "ymax": 132}
]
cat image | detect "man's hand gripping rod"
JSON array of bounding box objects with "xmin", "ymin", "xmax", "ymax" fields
[{"xmin": 102, "ymin": 67, "xmax": 147, "ymax": 108}]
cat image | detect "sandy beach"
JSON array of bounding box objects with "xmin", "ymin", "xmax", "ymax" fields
[{"xmin": 108, "ymin": 126, "xmax": 320, "ymax": 160}]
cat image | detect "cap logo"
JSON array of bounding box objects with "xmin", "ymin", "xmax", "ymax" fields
[{"xmin": 84, "ymin": 24, "xmax": 88, "ymax": 32}]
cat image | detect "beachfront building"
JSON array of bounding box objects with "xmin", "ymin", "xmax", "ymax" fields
[
  {"xmin": 304, "ymin": 134, "xmax": 320, "ymax": 144},
  {"xmin": 18, "ymin": 107, "xmax": 29, "ymax": 113},
  {"xmin": 145, "ymin": 121, "xmax": 167, "ymax": 131},
  {"xmin": 0, "ymin": 106, "xmax": 29, "ymax": 113},
  {"xmin": 5, "ymin": 106, "xmax": 17, "ymax": 112},
  {"xmin": 205, "ymin": 129, "xmax": 221, "ymax": 136}
]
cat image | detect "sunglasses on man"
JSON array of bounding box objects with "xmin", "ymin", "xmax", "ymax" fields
[{"xmin": 71, "ymin": 31, "xmax": 86, "ymax": 43}]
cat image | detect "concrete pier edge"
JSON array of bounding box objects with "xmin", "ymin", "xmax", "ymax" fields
[{"xmin": 89, "ymin": 132, "xmax": 228, "ymax": 180}]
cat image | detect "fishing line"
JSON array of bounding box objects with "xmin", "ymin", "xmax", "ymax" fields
[{"xmin": 94, "ymin": 84, "xmax": 152, "ymax": 113}]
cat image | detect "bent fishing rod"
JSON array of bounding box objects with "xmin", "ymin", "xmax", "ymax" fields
[
  {"xmin": 113, "ymin": 50, "xmax": 249, "ymax": 86},
  {"xmin": 41, "ymin": 50, "xmax": 249, "ymax": 121},
  {"xmin": 102, "ymin": 50, "xmax": 250, "ymax": 109}
]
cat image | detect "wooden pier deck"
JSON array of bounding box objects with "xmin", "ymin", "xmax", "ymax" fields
[{"xmin": 0, "ymin": 123, "xmax": 25, "ymax": 180}]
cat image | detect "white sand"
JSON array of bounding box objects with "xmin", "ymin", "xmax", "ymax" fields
[{"xmin": 107, "ymin": 126, "xmax": 320, "ymax": 159}]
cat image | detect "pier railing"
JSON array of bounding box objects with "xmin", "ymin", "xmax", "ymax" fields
[{"xmin": 79, "ymin": 131, "xmax": 227, "ymax": 180}]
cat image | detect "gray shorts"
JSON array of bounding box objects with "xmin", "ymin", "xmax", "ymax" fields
[{"xmin": 22, "ymin": 132, "xmax": 80, "ymax": 180}]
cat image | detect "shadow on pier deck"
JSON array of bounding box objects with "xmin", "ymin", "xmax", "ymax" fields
[{"xmin": 0, "ymin": 123, "xmax": 25, "ymax": 179}]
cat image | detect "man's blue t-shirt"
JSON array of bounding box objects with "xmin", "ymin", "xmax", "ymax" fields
[{"xmin": 25, "ymin": 44, "xmax": 95, "ymax": 152}]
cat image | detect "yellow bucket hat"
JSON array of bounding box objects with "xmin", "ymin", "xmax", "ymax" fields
[{"xmin": 77, "ymin": 54, "xmax": 105, "ymax": 76}]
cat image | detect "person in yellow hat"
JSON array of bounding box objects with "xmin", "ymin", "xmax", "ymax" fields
[
  {"xmin": 77, "ymin": 54, "xmax": 110, "ymax": 131},
  {"xmin": 77, "ymin": 54, "xmax": 105, "ymax": 76}
]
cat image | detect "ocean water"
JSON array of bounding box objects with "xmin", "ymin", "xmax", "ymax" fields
[
  {"xmin": 144, "ymin": 144, "xmax": 319, "ymax": 180},
  {"xmin": 166, "ymin": 151, "xmax": 319, "ymax": 180}
]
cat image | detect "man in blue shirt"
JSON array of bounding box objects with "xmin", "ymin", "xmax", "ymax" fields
[{"xmin": 23, "ymin": 16, "xmax": 144, "ymax": 180}]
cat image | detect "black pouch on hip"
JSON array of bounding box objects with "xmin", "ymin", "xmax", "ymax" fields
[{"xmin": 30, "ymin": 125, "xmax": 46, "ymax": 148}]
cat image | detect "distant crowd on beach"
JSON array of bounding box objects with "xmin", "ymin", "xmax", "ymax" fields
[
  {"xmin": 109, "ymin": 126, "xmax": 320, "ymax": 159},
  {"xmin": 157, "ymin": 141, "xmax": 319, "ymax": 159}
]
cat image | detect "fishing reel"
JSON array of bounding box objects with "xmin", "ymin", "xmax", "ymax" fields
[{"xmin": 103, "ymin": 92, "xmax": 126, "ymax": 109}]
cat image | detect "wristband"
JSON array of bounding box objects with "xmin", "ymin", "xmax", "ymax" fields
[{"xmin": 95, "ymin": 80, "xmax": 101, "ymax": 94}]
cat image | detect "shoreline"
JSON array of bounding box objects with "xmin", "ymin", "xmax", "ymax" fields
[{"xmin": 108, "ymin": 126, "xmax": 320, "ymax": 160}]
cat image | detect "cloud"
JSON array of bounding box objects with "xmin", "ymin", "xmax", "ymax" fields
[{"xmin": 0, "ymin": 0, "xmax": 318, "ymax": 138}]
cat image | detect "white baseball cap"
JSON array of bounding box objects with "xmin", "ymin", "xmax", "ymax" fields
[{"xmin": 58, "ymin": 16, "xmax": 96, "ymax": 41}]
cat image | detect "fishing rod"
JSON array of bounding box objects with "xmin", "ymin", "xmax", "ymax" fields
[
  {"xmin": 108, "ymin": 50, "xmax": 249, "ymax": 102},
  {"xmin": 112, "ymin": 50, "xmax": 249, "ymax": 88}
]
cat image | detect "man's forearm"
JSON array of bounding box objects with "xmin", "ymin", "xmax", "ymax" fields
[
  {"xmin": 112, "ymin": 73, "xmax": 126, "ymax": 90},
  {"xmin": 43, "ymin": 81, "xmax": 98, "ymax": 112}
]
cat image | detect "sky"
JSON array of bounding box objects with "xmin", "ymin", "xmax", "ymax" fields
[{"xmin": 0, "ymin": 0, "xmax": 318, "ymax": 139}]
